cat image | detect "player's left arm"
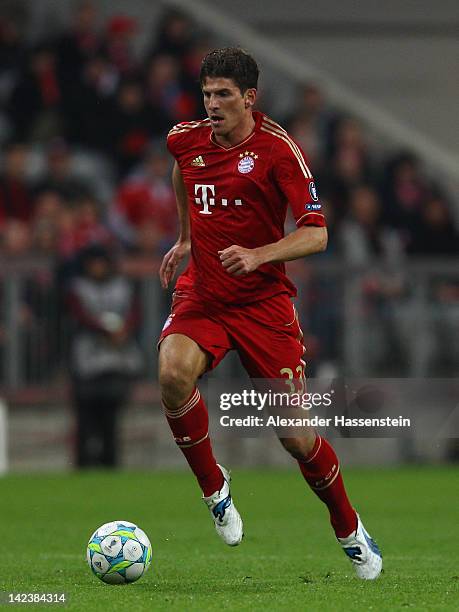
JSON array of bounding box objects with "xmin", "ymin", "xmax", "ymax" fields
[{"xmin": 219, "ymin": 226, "xmax": 327, "ymax": 276}]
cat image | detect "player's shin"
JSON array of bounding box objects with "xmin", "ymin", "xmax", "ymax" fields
[
  {"xmin": 297, "ymin": 435, "xmax": 357, "ymax": 538},
  {"xmin": 163, "ymin": 387, "xmax": 224, "ymax": 496}
]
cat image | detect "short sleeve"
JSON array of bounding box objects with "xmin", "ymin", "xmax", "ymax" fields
[
  {"xmin": 166, "ymin": 129, "xmax": 181, "ymax": 160},
  {"xmin": 166, "ymin": 122, "xmax": 191, "ymax": 163},
  {"xmin": 273, "ymin": 141, "xmax": 326, "ymax": 228}
]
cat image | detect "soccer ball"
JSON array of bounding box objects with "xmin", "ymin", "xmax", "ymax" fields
[{"xmin": 86, "ymin": 520, "xmax": 152, "ymax": 584}]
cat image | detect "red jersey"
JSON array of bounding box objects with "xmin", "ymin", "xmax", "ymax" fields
[{"xmin": 167, "ymin": 110, "xmax": 326, "ymax": 304}]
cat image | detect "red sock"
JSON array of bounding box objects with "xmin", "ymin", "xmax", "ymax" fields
[
  {"xmin": 298, "ymin": 436, "xmax": 357, "ymax": 538},
  {"xmin": 163, "ymin": 387, "xmax": 223, "ymax": 497}
]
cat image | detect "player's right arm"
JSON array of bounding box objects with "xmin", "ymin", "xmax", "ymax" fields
[{"xmin": 159, "ymin": 161, "xmax": 191, "ymax": 289}]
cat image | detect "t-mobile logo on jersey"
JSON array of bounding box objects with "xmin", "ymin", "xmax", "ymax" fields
[{"xmin": 194, "ymin": 184, "xmax": 242, "ymax": 215}]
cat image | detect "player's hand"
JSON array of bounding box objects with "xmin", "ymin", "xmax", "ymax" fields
[
  {"xmin": 218, "ymin": 245, "xmax": 262, "ymax": 276},
  {"xmin": 159, "ymin": 240, "xmax": 191, "ymax": 289}
]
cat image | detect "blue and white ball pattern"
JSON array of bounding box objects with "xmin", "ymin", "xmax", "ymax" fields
[{"xmin": 87, "ymin": 520, "xmax": 152, "ymax": 584}]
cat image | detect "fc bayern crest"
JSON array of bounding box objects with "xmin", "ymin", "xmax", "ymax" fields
[
  {"xmin": 238, "ymin": 156, "xmax": 254, "ymax": 174},
  {"xmin": 238, "ymin": 153, "xmax": 256, "ymax": 174}
]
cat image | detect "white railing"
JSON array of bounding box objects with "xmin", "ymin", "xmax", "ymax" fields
[{"xmin": 0, "ymin": 256, "xmax": 457, "ymax": 388}]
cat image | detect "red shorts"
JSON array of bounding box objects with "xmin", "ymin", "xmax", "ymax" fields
[{"xmin": 158, "ymin": 290, "xmax": 306, "ymax": 380}]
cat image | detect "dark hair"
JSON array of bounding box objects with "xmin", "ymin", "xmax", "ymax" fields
[{"xmin": 200, "ymin": 47, "xmax": 259, "ymax": 93}]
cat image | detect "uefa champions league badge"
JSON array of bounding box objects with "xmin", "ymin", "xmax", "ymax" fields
[
  {"xmin": 238, "ymin": 151, "xmax": 258, "ymax": 174},
  {"xmin": 309, "ymin": 181, "xmax": 319, "ymax": 201}
]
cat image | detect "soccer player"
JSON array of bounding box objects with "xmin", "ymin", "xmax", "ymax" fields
[{"xmin": 158, "ymin": 48, "xmax": 382, "ymax": 580}]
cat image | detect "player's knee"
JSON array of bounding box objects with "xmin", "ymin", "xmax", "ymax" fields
[{"xmin": 158, "ymin": 359, "xmax": 196, "ymax": 408}]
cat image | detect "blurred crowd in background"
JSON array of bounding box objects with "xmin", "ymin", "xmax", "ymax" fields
[
  {"xmin": 1, "ymin": 0, "xmax": 458, "ymax": 467},
  {"xmin": 0, "ymin": 1, "xmax": 207, "ymax": 264},
  {"xmin": 0, "ymin": 1, "xmax": 458, "ymax": 389},
  {"xmin": 1, "ymin": 0, "xmax": 458, "ymax": 267}
]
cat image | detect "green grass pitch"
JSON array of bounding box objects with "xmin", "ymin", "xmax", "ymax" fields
[{"xmin": 1, "ymin": 467, "xmax": 458, "ymax": 610}]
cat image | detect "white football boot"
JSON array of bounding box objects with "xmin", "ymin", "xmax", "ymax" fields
[
  {"xmin": 338, "ymin": 514, "xmax": 382, "ymax": 580},
  {"xmin": 202, "ymin": 464, "xmax": 243, "ymax": 546}
]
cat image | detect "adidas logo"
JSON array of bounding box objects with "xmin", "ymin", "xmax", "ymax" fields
[{"xmin": 191, "ymin": 155, "xmax": 205, "ymax": 167}]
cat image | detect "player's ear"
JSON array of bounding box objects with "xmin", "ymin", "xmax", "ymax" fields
[{"xmin": 244, "ymin": 88, "xmax": 257, "ymax": 109}]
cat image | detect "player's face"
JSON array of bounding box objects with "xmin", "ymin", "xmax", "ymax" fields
[{"xmin": 202, "ymin": 77, "xmax": 256, "ymax": 142}]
